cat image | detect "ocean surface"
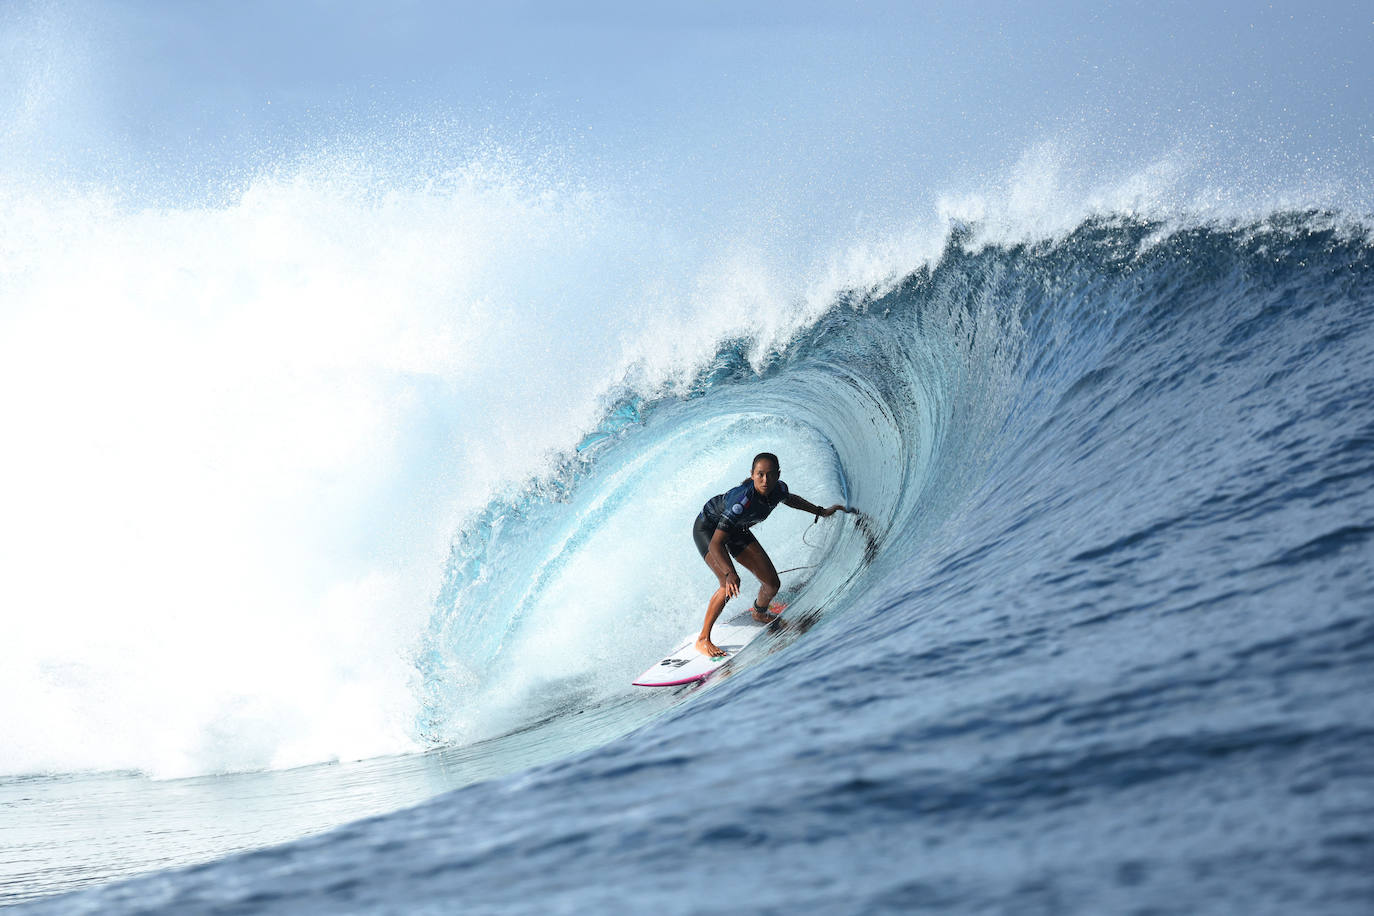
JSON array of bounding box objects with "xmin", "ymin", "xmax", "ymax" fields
[{"xmin": 5, "ymin": 210, "xmax": 1372, "ymax": 913}]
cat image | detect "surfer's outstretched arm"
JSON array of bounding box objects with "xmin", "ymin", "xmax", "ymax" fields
[{"xmin": 783, "ymin": 493, "xmax": 852, "ymax": 518}]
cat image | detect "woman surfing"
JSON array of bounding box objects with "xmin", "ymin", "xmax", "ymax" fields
[{"xmin": 693, "ymin": 452, "xmax": 853, "ymax": 657}]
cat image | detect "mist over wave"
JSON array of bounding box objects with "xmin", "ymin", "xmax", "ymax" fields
[
  {"xmin": 0, "ymin": 134, "xmax": 907, "ymax": 778},
  {"xmin": 2, "ymin": 120, "xmax": 1368, "ymax": 783},
  {"xmin": 0, "ymin": 151, "xmax": 710, "ymax": 777}
]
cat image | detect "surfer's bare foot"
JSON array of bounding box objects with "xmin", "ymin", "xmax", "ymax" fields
[{"xmin": 696, "ymin": 636, "xmax": 727, "ymax": 658}]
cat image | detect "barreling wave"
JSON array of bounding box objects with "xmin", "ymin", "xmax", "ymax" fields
[
  {"xmin": 414, "ymin": 209, "xmax": 1372, "ymax": 750},
  {"xmin": 15, "ymin": 203, "xmax": 1373, "ymax": 911}
]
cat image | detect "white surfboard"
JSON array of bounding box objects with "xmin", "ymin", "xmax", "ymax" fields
[{"xmin": 632, "ymin": 603, "xmax": 786, "ymax": 687}]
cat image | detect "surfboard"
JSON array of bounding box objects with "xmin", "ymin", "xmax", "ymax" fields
[{"xmin": 632, "ymin": 603, "xmax": 786, "ymax": 687}]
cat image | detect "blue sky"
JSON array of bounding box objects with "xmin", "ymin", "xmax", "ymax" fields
[{"xmin": 5, "ymin": 0, "xmax": 1369, "ymax": 217}]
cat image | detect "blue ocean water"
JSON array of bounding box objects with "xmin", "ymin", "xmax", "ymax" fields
[{"xmin": 10, "ymin": 212, "xmax": 1372, "ymax": 913}]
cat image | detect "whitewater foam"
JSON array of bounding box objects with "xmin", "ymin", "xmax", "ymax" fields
[
  {"xmin": 0, "ymin": 158, "xmax": 655, "ymax": 777},
  {"xmin": 4, "ymin": 128, "xmax": 1365, "ymax": 780}
]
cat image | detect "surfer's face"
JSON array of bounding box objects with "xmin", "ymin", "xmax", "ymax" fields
[{"xmin": 751, "ymin": 459, "xmax": 780, "ymax": 495}]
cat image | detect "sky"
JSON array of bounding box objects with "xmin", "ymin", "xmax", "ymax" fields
[{"xmin": 4, "ymin": 0, "xmax": 1370, "ymax": 221}]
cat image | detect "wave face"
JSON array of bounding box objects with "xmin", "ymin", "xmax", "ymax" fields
[{"xmin": 48, "ymin": 212, "xmax": 1368, "ymax": 913}]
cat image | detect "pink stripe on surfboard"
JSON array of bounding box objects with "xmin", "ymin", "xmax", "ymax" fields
[{"xmin": 631, "ymin": 672, "xmax": 710, "ymax": 687}]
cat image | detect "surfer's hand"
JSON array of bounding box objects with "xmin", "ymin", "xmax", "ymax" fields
[
  {"xmin": 822, "ymin": 504, "xmax": 846, "ymax": 517},
  {"xmin": 723, "ymin": 571, "xmax": 740, "ymax": 597}
]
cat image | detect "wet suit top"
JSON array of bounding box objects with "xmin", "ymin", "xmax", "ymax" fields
[{"xmin": 701, "ymin": 479, "xmax": 791, "ymax": 533}]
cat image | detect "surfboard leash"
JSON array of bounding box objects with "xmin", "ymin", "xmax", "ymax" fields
[{"xmin": 775, "ymin": 511, "xmax": 859, "ymax": 576}]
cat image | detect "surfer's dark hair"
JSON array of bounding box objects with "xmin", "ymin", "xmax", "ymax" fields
[{"xmin": 752, "ymin": 452, "xmax": 780, "ymax": 471}]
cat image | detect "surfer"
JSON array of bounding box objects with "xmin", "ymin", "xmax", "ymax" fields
[{"xmin": 693, "ymin": 452, "xmax": 851, "ymax": 658}]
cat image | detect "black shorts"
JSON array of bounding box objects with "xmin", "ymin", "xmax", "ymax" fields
[{"xmin": 693, "ymin": 513, "xmax": 758, "ymax": 559}]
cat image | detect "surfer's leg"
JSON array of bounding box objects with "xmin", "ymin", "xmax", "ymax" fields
[
  {"xmin": 695, "ymin": 586, "xmax": 734, "ymax": 658},
  {"xmin": 693, "ymin": 515, "xmax": 733, "ymax": 658},
  {"xmin": 733, "ymin": 541, "xmax": 781, "ymax": 622}
]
